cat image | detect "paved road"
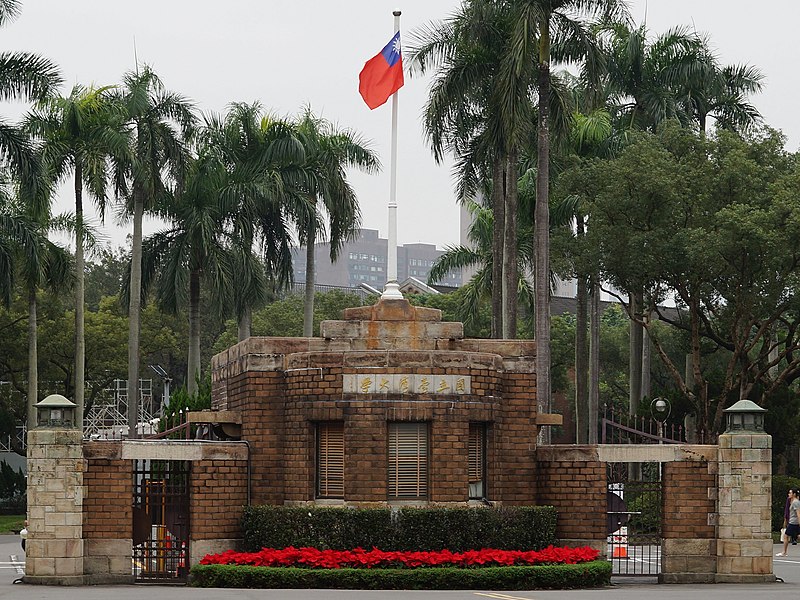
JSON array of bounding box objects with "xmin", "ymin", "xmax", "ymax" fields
[{"xmin": 1, "ymin": 536, "xmax": 800, "ymax": 599}]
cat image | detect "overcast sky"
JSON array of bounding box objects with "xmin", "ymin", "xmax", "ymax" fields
[{"xmin": 2, "ymin": 1, "xmax": 797, "ymax": 251}]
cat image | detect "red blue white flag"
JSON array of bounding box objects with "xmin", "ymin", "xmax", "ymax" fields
[{"xmin": 358, "ymin": 31, "xmax": 404, "ymax": 110}]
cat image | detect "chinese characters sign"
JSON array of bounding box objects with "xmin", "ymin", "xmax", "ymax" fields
[{"xmin": 343, "ymin": 374, "xmax": 471, "ymax": 396}]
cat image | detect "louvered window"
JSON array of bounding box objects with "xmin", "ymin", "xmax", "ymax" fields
[
  {"xmin": 316, "ymin": 422, "xmax": 344, "ymax": 498},
  {"xmin": 388, "ymin": 422, "xmax": 428, "ymax": 499},
  {"xmin": 468, "ymin": 423, "xmax": 486, "ymax": 499}
]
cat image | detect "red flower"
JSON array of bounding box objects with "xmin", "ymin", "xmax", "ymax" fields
[{"xmin": 199, "ymin": 545, "xmax": 599, "ymax": 569}]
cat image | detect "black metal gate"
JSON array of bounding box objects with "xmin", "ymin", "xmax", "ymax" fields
[
  {"xmin": 132, "ymin": 459, "xmax": 190, "ymax": 583},
  {"xmin": 607, "ymin": 462, "xmax": 662, "ymax": 577}
]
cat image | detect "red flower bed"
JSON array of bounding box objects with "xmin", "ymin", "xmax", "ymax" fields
[{"xmin": 200, "ymin": 545, "xmax": 599, "ymax": 569}]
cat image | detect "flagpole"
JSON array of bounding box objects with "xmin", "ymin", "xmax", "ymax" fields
[{"xmin": 382, "ymin": 9, "xmax": 404, "ymax": 300}]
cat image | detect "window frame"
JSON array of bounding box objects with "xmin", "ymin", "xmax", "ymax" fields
[
  {"xmin": 316, "ymin": 421, "xmax": 345, "ymax": 499},
  {"xmin": 387, "ymin": 422, "xmax": 429, "ymax": 500},
  {"xmin": 468, "ymin": 422, "xmax": 487, "ymax": 500}
]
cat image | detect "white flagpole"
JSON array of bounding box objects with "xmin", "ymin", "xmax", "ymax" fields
[{"xmin": 382, "ymin": 9, "xmax": 404, "ymax": 300}]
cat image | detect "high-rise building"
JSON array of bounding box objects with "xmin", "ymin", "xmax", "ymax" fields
[{"xmin": 291, "ymin": 228, "xmax": 462, "ymax": 289}]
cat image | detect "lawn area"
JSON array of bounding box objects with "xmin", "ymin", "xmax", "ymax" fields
[{"xmin": 0, "ymin": 515, "xmax": 25, "ymax": 534}]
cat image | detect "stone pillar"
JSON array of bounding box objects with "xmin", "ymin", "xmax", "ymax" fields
[
  {"xmin": 25, "ymin": 428, "xmax": 84, "ymax": 585},
  {"xmin": 716, "ymin": 430, "xmax": 774, "ymax": 583}
]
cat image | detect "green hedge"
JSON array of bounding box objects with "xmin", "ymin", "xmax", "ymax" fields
[
  {"xmin": 190, "ymin": 561, "xmax": 611, "ymax": 590},
  {"xmin": 242, "ymin": 506, "xmax": 557, "ymax": 552},
  {"xmin": 772, "ymin": 475, "xmax": 800, "ymax": 531}
]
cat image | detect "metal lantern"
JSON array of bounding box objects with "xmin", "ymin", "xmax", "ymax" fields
[
  {"xmin": 723, "ymin": 399, "xmax": 767, "ymax": 433},
  {"xmin": 35, "ymin": 394, "xmax": 77, "ymax": 428}
]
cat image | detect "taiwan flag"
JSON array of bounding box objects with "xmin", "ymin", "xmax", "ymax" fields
[{"xmin": 359, "ymin": 31, "xmax": 404, "ymax": 110}]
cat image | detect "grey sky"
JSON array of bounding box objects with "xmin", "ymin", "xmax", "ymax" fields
[{"xmin": 1, "ymin": 1, "xmax": 796, "ymax": 251}]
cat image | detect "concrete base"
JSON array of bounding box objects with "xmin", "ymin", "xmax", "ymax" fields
[
  {"xmin": 715, "ymin": 574, "xmax": 778, "ymax": 584},
  {"xmin": 660, "ymin": 573, "xmax": 715, "ymax": 584},
  {"xmin": 22, "ymin": 575, "xmax": 85, "ymax": 586},
  {"xmin": 558, "ymin": 538, "xmax": 606, "ymax": 558},
  {"xmin": 190, "ymin": 538, "xmax": 242, "ymax": 566},
  {"xmin": 83, "ymin": 573, "xmax": 136, "ymax": 585}
]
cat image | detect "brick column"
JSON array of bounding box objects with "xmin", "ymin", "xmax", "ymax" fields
[
  {"xmin": 25, "ymin": 428, "xmax": 84, "ymax": 585},
  {"xmin": 661, "ymin": 460, "xmax": 717, "ymax": 583},
  {"xmin": 716, "ymin": 431, "xmax": 774, "ymax": 583}
]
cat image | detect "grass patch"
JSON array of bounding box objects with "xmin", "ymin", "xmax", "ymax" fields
[
  {"xmin": 190, "ymin": 560, "xmax": 612, "ymax": 590},
  {"xmin": 0, "ymin": 514, "xmax": 25, "ymax": 534}
]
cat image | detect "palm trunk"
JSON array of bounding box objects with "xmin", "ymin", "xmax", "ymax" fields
[
  {"xmin": 491, "ymin": 155, "xmax": 505, "ymax": 338},
  {"xmin": 575, "ymin": 217, "xmax": 588, "ymax": 444},
  {"xmin": 187, "ymin": 269, "xmax": 201, "ymax": 397},
  {"xmin": 27, "ymin": 285, "xmax": 38, "ymax": 429},
  {"xmin": 588, "ymin": 276, "xmax": 600, "ymax": 444},
  {"xmin": 237, "ymin": 306, "xmax": 252, "ymax": 342},
  {"xmin": 535, "ymin": 25, "xmax": 552, "ymax": 441},
  {"xmin": 74, "ymin": 165, "xmax": 85, "ymax": 432},
  {"xmin": 303, "ymin": 221, "xmax": 316, "ymax": 337},
  {"xmin": 502, "ymin": 150, "xmax": 518, "ymax": 339},
  {"xmin": 127, "ymin": 190, "xmax": 143, "ymax": 438},
  {"xmin": 628, "ymin": 291, "xmax": 643, "ymax": 415},
  {"xmin": 641, "ymin": 310, "xmax": 651, "ymax": 400}
]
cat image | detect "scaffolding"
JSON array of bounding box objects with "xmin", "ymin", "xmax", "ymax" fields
[{"xmin": 84, "ymin": 379, "xmax": 157, "ymax": 440}]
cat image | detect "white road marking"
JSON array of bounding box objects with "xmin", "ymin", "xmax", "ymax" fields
[
  {"xmin": 475, "ymin": 593, "xmax": 535, "ymax": 600},
  {"xmin": 9, "ymin": 554, "xmax": 24, "ymax": 575}
]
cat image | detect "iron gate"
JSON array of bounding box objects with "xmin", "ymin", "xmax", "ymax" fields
[
  {"xmin": 132, "ymin": 459, "xmax": 190, "ymax": 583},
  {"xmin": 607, "ymin": 462, "xmax": 662, "ymax": 576}
]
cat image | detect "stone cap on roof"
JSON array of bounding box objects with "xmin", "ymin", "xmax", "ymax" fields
[{"xmin": 340, "ymin": 297, "xmax": 441, "ymax": 322}]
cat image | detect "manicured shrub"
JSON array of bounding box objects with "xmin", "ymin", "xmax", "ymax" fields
[
  {"xmin": 190, "ymin": 560, "xmax": 612, "ymax": 590},
  {"xmin": 242, "ymin": 505, "xmax": 557, "ymax": 552}
]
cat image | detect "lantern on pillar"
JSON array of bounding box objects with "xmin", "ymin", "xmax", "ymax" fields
[
  {"xmin": 722, "ymin": 399, "xmax": 766, "ymax": 433},
  {"xmin": 34, "ymin": 394, "xmax": 77, "ymax": 428}
]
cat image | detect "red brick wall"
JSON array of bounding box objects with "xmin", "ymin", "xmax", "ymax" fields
[
  {"xmin": 227, "ymin": 370, "xmax": 285, "ymax": 504},
  {"xmin": 84, "ymin": 458, "xmax": 132, "ymax": 539},
  {"xmin": 191, "ymin": 460, "xmax": 249, "ymax": 539},
  {"xmin": 536, "ymin": 460, "xmax": 606, "ymax": 541},
  {"xmin": 494, "ymin": 372, "xmax": 537, "ymax": 504},
  {"xmin": 279, "ymin": 365, "xmax": 507, "ymax": 504},
  {"xmin": 663, "ymin": 460, "xmax": 716, "ymax": 538}
]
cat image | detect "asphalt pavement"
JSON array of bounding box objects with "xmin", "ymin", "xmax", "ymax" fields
[{"xmin": 1, "ymin": 536, "xmax": 800, "ymax": 599}]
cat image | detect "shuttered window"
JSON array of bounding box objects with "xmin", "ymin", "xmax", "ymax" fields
[
  {"xmin": 468, "ymin": 423, "xmax": 486, "ymax": 499},
  {"xmin": 316, "ymin": 422, "xmax": 344, "ymax": 498},
  {"xmin": 388, "ymin": 422, "xmax": 428, "ymax": 499}
]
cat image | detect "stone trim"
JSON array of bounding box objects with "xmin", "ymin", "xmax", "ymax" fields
[{"xmin": 536, "ymin": 444, "xmax": 717, "ymax": 463}]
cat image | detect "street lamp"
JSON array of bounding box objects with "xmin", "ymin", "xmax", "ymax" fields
[
  {"xmin": 149, "ymin": 364, "xmax": 172, "ymax": 416},
  {"xmin": 651, "ymin": 397, "xmax": 671, "ymax": 442}
]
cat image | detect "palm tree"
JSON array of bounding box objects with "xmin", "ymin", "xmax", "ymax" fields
[
  {"xmin": 294, "ymin": 108, "xmax": 379, "ymax": 337},
  {"xmin": 24, "ymin": 84, "xmax": 129, "ymax": 425},
  {"xmin": 139, "ymin": 154, "xmax": 233, "ymax": 396},
  {"xmin": 603, "ymin": 24, "xmax": 708, "ymax": 132},
  {"xmin": 503, "ymin": 0, "xmax": 630, "ymax": 434},
  {"xmin": 201, "ymin": 102, "xmax": 305, "ymax": 341},
  {"xmin": 114, "ymin": 65, "xmax": 196, "ymax": 437},
  {"xmin": 428, "ymin": 197, "xmax": 534, "ymax": 330},
  {"xmin": 0, "ymin": 186, "xmax": 72, "ymax": 428},
  {"xmin": 677, "ymin": 59, "xmax": 763, "ymax": 135},
  {"xmin": 0, "ymin": 0, "xmax": 61, "ymax": 199},
  {"xmin": 407, "ymin": 1, "xmax": 533, "ymax": 339}
]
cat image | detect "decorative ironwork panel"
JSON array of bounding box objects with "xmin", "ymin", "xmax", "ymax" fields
[{"xmin": 132, "ymin": 459, "xmax": 190, "ymax": 583}]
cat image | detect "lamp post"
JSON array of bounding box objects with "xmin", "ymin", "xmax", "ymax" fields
[
  {"xmin": 149, "ymin": 364, "xmax": 172, "ymax": 416},
  {"xmin": 651, "ymin": 397, "xmax": 671, "ymax": 480},
  {"xmin": 651, "ymin": 397, "xmax": 671, "ymax": 443}
]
